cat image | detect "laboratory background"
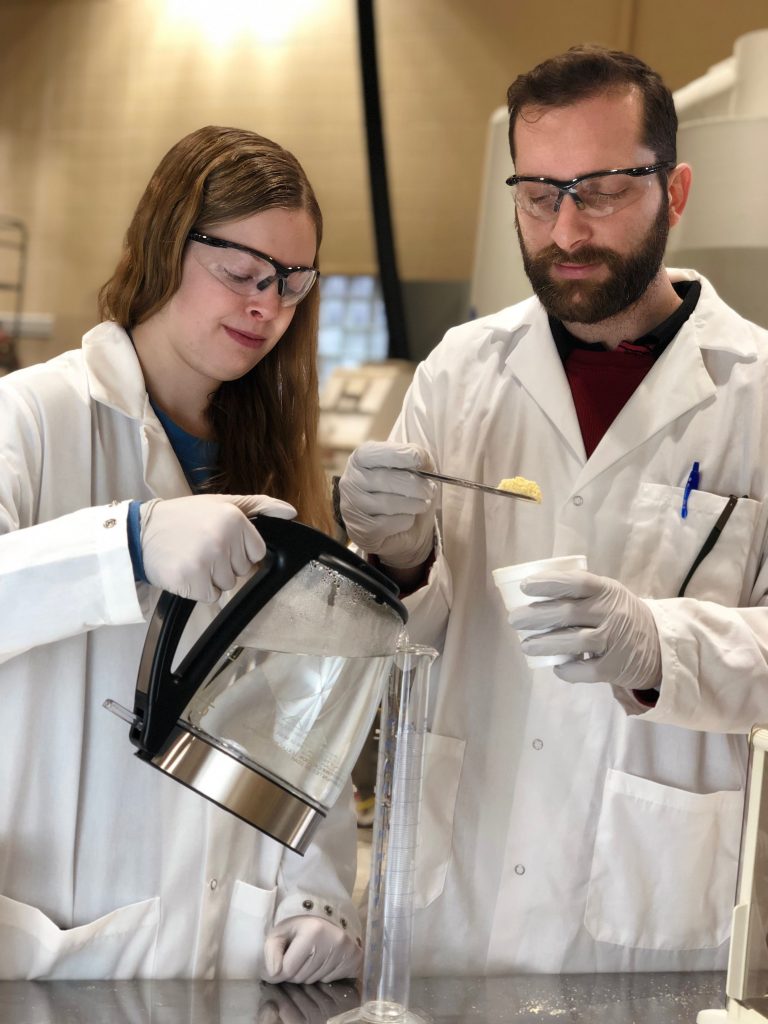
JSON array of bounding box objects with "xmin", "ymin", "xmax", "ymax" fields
[
  {"xmin": 3, "ymin": 2, "xmax": 768, "ymax": 1022},
  {"xmin": 3, "ymin": 0, "xmax": 768, "ymax": 400}
]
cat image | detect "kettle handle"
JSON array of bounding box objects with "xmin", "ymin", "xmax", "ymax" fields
[{"xmin": 129, "ymin": 588, "xmax": 196, "ymax": 750}]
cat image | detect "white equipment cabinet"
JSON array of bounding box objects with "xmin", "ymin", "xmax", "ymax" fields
[{"xmin": 667, "ymin": 29, "xmax": 768, "ymax": 330}]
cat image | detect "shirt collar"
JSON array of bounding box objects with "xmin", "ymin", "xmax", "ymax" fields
[{"xmin": 550, "ymin": 279, "xmax": 702, "ymax": 363}]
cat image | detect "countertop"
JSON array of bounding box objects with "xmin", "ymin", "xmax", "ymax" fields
[{"xmin": 0, "ymin": 972, "xmax": 727, "ymax": 1023}]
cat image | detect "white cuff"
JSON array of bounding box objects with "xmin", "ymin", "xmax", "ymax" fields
[{"xmin": 274, "ymin": 890, "xmax": 362, "ymax": 946}]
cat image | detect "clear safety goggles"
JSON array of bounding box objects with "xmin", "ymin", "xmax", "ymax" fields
[
  {"xmin": 505, "ymin": 162, "xmax": 675, "ymax": 222},
  {"xmin": 188, "ymin": 230, "xmax": 319, "ymax": 307}
]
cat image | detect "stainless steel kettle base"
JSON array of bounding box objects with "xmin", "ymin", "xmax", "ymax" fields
[{"xmin": 145, "ymin": 725, "xmax": 324, "ymax": 854}]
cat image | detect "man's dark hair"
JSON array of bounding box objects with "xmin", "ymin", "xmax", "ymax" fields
[{"xmin": 507, "ymin": 44, "xmax": 677, "ymax": 165}]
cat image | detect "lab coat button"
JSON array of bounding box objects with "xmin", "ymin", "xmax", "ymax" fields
[
  {"xmin": 532, "ymin": 738, "xmax": 543, "ymax": 750},
  {"xmin": 324, "ymin": 904, "xmax": 333, "ymax": 915},
  {"xmin": 514, "ymin": 864, "xmax": 526, "ymax": 876},
  {"xmin": 340, "ymin": 917, "xmax": 348, "ymax": 928},
  {"xmin": 302, "ymin": 899, "xmax": 314, "ymax": 910},
  {"xmin": 572, "ymin": 495, "xmax": 583, "ymax": 506},
  {"xmin": 103, "ymin": 518, "xmax": 117, "ymax": 528},
  {"xmin": 209, "ymin": 878, "xmax": 218, "ymax": 890}
]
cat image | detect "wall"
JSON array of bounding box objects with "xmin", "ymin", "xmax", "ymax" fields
[
  {"xmin": 0, "ymin": 0, "xmax": 372, "ymax": 348},
  {"xmin": 1, "ymin": 0, "xmax": 767, "ymax": 357}
]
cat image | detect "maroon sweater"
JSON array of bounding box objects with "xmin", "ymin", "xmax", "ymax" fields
[{"xmin": 550, "ymin": 280, "xmax": 701, "ymax": 457}]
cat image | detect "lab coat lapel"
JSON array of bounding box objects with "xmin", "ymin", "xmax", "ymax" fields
[
  {"xmin": 141, "ymin": 405, "xmax": 193, "ymax": 498},
  {"xmin": 497, "ymin": 307, "xmax": 587, "ymax": 463},
  {"xmin": 84, "ymin": 322, "xmax": 191, "ymax": 498},
  {"xmin": 488, "ymin": 290, "xmax": 723, "ymax": 492},
  {"xmin": 575, "ymin": 320, "xmax": 716, "ymax": 490}
]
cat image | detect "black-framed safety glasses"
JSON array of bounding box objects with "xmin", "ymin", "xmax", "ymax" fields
[
  {"xmin": 187, "ymin": 230, "xmax": 319, "ymax": 307},
  {"xmin": 505, "ymin": 162, "xmax": 675, "ymax": 221}
]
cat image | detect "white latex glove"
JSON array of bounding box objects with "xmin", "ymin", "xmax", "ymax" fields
[
  {"xmin": 338, "ymin": 441, "xmax": 438, "ymax": 569},
  {"xmin": 508, "ymin": 569, "xmax": 662, "ymax": 691},
  {"xmin": 262, "ymin": 915, "xmax": 362, "ymax": 985},
  {"xmin": 140, "ymin": 493, "xmax": 296, "ymax": 603}
]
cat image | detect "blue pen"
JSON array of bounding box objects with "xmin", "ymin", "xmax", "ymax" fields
[{"xmin": 681, "ymin": 460, "xmax": 700, "ymax": 518}]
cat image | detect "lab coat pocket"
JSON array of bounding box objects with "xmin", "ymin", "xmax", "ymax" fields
[
  {"xmin": 413, "ymin": 732, "xmax": 466, "ymax": 909},
  {"xmin": 585, "ymin": 769, "xmax": 742, "ymax": 950},
  {"xmin": 0, "ymin": 893, "xmax": 160, "ymax": 979},
  {"xmin": 620, "ymin": 483, "xmax": 762, "ymax": 604},
  {"xmin": 217, "ymin": 879, "xmax": 276, "ymax": 978}
]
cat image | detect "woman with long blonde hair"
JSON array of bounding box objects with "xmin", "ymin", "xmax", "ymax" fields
[{"xmin": 0, "ymin": 126, "xmax": 360, "ymax": 982}]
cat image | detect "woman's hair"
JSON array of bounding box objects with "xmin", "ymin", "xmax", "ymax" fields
[
  {"xmin": 99, "ymin": 126, "xmax": 332, "ymax": 533},
  {"xmin": 506, "ymin": 45, "xmax": 678, "ymax": 165}
]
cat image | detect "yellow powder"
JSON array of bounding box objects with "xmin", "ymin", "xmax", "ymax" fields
[{"xmin": 497, "ymin": 476, "xmax": 543, "ymax": 502}]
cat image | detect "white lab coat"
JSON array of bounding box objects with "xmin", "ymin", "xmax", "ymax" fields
[
  {"xmin": 393, "ymin": 270, "xmax": 768, "ymax": 975},
  {"xmin": 0, "ymin": 322, "xmax": 360, "ymax": 979}
]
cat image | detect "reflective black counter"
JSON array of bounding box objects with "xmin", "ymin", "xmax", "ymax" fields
[{"xmin": 0, "ymin": 972, "xmax": 727, "ymax": 1023}]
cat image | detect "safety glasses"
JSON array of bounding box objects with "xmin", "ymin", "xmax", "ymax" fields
[
  {"xmin": 506, "ymin": 163, "xmax": 675, "ymax": 221},
  {"xmin": 188, "ymin": 230, "xmax": 318, "ymax": 307}
]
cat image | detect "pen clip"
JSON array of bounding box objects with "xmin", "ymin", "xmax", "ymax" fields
[{"xmin": 681, "ymin": 461, "xmax": 700, "ymax": 519}]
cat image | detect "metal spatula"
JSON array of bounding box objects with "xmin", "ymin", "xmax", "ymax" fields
[{"xmin": 413, "ymin": 470, "xmax": 541, "ymax": 502}]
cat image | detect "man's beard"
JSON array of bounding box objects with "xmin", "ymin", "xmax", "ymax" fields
[{"xmin": 517, "ymin": 199, "xmax": 670, "ymax": 325}]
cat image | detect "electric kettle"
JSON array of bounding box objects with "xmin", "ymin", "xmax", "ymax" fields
[{"xmin": 106, "ymin": 516, "xmax": 407, "ymax": 854}]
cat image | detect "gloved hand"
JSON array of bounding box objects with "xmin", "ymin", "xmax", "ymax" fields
[
  {"xmin": 508, "ymin": 569, "xmax": 662, "ymax": 691},
  {"xmin": 262, "ymin": 915, "xmax": 362, "ymax": 985},
  {"xmin": 140, "ymin": 493, "xmax": 296, "ymax": 603},
  {"xmin": 338, "ymin": 441, "xmax": 438, "ymax": 569}
]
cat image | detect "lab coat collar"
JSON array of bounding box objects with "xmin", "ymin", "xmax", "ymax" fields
[
  {"xmin": 82, "ymin": 321, "xmax": 191, "ymax": 498},
  {"xmin": 578, "ymin": 317, "xmax": 715, "ymax": 488},
  {"xmin": 482, "ymin": 297, "xmax": 587, "ymax": 463},
  {"xmin": 667, "ymin": 268, "xmax": 761, "ymax": 359},
  {"xmin": 582, "ymin": 268, "xmax": 758, "ymax": 487},
  {"xmin": 479, "ymin": 269, "xmax": 757, "ymax": 489},
  {"xmin": 82, "ymin": 321, "xmax": 149, "ymax": 418}
]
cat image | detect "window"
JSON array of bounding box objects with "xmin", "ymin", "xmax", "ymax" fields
[{"xmin": 318, "ymin": 275, "xmax": 388, "ymax": 385}]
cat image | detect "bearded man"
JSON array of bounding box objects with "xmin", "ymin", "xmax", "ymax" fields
[{"xmin": 338, "ymin": 45, "xmax": 768, "ymax": 975}]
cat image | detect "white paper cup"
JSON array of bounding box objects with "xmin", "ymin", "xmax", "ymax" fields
[{"xmin": 492, "ymin": 555, "xmax": 587, "ymax": 668}]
